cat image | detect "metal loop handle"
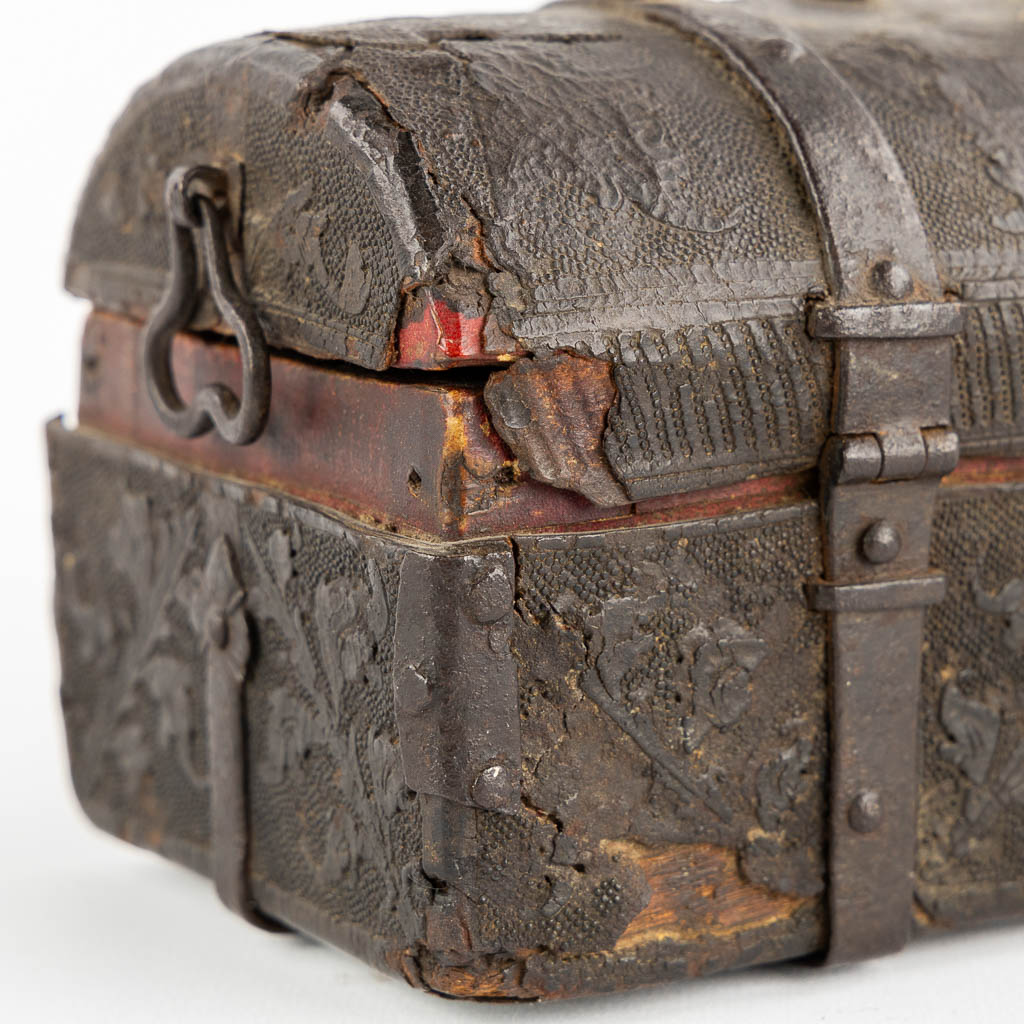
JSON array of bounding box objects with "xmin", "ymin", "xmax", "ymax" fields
[{"xmin": 141, "ymin": 165, "xmax": 270, "ymax": 446}]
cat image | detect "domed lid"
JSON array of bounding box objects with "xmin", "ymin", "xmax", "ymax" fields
[{"xmin": 66, "ymin": 0, "xmax": 1024, "ymax": 501}]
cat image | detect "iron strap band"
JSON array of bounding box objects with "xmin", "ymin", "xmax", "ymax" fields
[
  {"xmin": 639, "ymin": 1, "xmax": 959, "ymax": 964},
  {"xmin": 642, "ymin": 2, "xmax": 943, "ymax": 304},
  {"xmin": 809, "ymin": 302, "xmax": 965, "ymax": 341},
  {"xmin": 197, "ymin": 536, "xmax": 283, "ymax": 932},
  {"xmin": 806, "ymin": 573, "xmax": 947, "ymax": 613}
]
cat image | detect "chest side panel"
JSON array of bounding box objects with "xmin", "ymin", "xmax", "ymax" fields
[{"xmin": 49, "ymin": 424, "xmax": 424, "ymax": 967}]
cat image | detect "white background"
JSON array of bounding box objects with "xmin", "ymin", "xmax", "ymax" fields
[{"xmin": 0, "ymin": 1, "xmax": 1019, "ymax": 1021}]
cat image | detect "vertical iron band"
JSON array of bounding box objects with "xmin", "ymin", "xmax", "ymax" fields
[
  {"xmin": 198, "ymin": 535, "xmax": 283, "ymax": 931},
  {"xmin": 639, "ymin": 0, "xmax": 960, "ymax": 964}
]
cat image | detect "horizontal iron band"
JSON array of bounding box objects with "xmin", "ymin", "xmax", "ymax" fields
[
  {"xmin": 809, "ymin": 301, "xmax": 965, "ymax": 340},
  {"xmin": 805, "ymin": 573, "xmax": 947, "ymax": 612}
]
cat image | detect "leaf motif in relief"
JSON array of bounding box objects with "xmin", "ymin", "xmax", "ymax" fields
[
  {"xmin": 243, "ymin": 526, "xmax": 410, "ymax": 906},
  {"xmin": 939, "ymin": 676, "xmax": 1024, "ymax": 855},
  {"xmin": 582, "ymin": 595, "xmax": 735, "ymax": 823},
  {"xmin": 336, "ymin": 722, "xmax": 368, "ymax": 811},
  {"xmin": 86, "ymin": 495, "xmax": 199, "ymax": 801},
  {"xmin": 994, "ymin": 208, "xmax": 1024, "ymax": 235},
  {"xmin": 950, "ymin": 785, "xmax": 1002, "ymax": 858},
  {"xmin": 995, "ymin": 742, "xmax": 1024, "ymax": 807},
  {"xmin": 368, "ymin": 730, "xmax": 413, "ymax": 819},
  {"xmin": 756, "ymin": 739, "xmax": 812, "ymax": 833},
  {"xmin": 938, "ymin": 73, "xmax": 1024, "ymax": 236},
  {"xmin": 315, "ymin": 577, "xmax": 366, "ymax": 687},
  {"xmin": 683, "ymin": 619, "xmax": 767, "ymax": 754},
  {"xmin": 261, "ymin": 689, "xmax": 328, "ymax": 784},
  {"xmin": 364, "ymin": 560, "xmax": 389, "ymax": 643},
  {"xmin": 940, "ymin": 680, "xmax": 1001, "ymax": 786},
  {"xmin": 590, "ymin": 594, "xmax": 663, "ymax": 704},
  {"xmin": 493, "ymin": 58, "xmax": 747, "ymax": 236},
  {"xmin": 108, "ymin": 719, "xmax": 150, "ymax": 798},
  {"xmin": 63, "ymin": 573, "xmax": 116, "ymax": 667},
  {"xmin": 315, "ymin": 812, "xmax": 356, "ymax": 881},
  {"xmin": 110, "ymin": 494, "xmax": 167, "ymax": 601},
  {"xmin": 138, "ymin": 656, "xmax": 193, "ymax": 751},
  {"xmin": 268, "ymin": 528, "xmax": 296, "ymax": 588},
  {"xmin": 314, "ymin": 565, "xmax": 389, "ymax": 692},
  {"xmin": 337, "ymin": 239, "xmax": 370, "ymax": 317},
  {"xmin": 972, "ymin": 576, "xmax": 1024, "ymax": 652},
  {"xmin": 174, "ymin": 568, "xmax": 203, "ymax": 627},
  {"xmin": 988, "ymin": 156, "xmax": 1024, "ymax": 235}
]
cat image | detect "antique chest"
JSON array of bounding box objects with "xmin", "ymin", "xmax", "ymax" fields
[{"xmin": 50, "ymin": 0, "xmax": 1024, "ymax": 1000}]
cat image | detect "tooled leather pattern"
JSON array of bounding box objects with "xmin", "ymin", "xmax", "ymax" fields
[{"xmin": 50, "ymin": 427, "xmax": 423, "ymax": 951}]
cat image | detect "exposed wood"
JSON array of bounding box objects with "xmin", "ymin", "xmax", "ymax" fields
[
  {"xmin": 605, "ymin": 840, "xmax": 808, "ymax": 950},
  {"xmin": 77, "ymin": 312, "xmax": 816, "ymax": 540}
]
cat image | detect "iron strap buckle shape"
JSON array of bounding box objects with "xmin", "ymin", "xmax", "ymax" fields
[{"xmin": 142, "ymin": 164, "xmax": 271, "ymax": 446}]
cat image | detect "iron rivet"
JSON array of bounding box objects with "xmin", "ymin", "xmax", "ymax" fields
[
  {"xmin": 860, "ymin": 520, "xmax": 901, "ymax": 564},
  {"xmin": 871, "ymin": 260, "xmax": 913, "ymax": 301},
  {"xmin": 488, "ymin": 619, "xmax": 513, "ymax": 654},
  {"xmin": 469, "ymin": 567, "xmax": 513, "ymax": 625},
  {"xmin": 849, "ymin": 790, "xmax": 883, "ymax": 834},
  {"xmin": 472, "ymin": 765, "xmax": 513, "ymax": 810},
  {"xmin": 399, "ymin": 665, "xmax": 433, "ymax": 715}
]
